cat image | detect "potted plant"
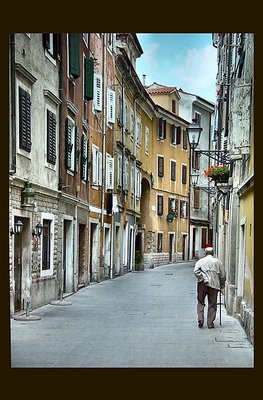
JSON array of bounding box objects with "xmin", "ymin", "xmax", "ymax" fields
[{"xmin": 204, "ymin": 164, "xmax": 230, "ymax": 183}]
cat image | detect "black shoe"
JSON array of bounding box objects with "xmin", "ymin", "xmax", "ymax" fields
[
  {"xmin": 198, "ymin": 321, "xmax": 203, "ymax": 328},
  {"xmin": 208, "ymin": 324, "xmax": 214, "ymax": 329}
]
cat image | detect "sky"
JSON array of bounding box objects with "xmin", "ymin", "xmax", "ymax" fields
[{"xmin": 136, "ymin": 33, "xmax": 217, "ymax": 103}]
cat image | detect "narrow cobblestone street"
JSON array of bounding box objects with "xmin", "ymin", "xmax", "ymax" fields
[{"xmin": 11, "ymin": 261, "xmax": 253, "ymax": 368}]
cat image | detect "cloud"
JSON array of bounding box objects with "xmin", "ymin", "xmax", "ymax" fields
[
  {"xmin": 136, "ymin": 41, "xmax": 160, "ymax": 85},
  {"xmin": 170, "ymin": 44, "xmax": 217, "ymax": 99}
]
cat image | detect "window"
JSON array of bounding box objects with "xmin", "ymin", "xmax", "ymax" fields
[
  {"xmin": 145, "ymin": 126, "xmax": 149, "ymax": 154},
  {"xmin": 93, "ymin": 74, "xmax": 102, "ymax": 112},
  {"xmin": 157, "ymin": 195, "xmax": 163, "ymax": 215},
  {"xmin": 157, "ymin": 232, "xmax": 163, "ymax": 252},
  {"xmin": 92, "ymin": 145, "xmax": 102, "ymax": 186},
  {"xmin": 81, "ymin": 133, "xmax": 88, "ymax": 181},
  {"xmin": 182, "ymin": 164, "xmax": 187, "ymax": 184},
  {"xmin": 170, "ymin": 124, "xmax": 176, "ymax": 145},
  {"xmin": 19, "ymin": 87, "xmax": 31, "ymax": 152},
  {"xmin": 180, "ymin": 200, "xmax": 188, "ymax": 218},
  {"xmin": 107, "ymin": 88, "xmax": 116, "ymax": 124},
  {"xmin": 69, "ymin": 33, "xmax": 80, "ymax": 79},
  {"xmin": 84, "ymin": 58, "xmax": 94, "ymax": 101},
  {"xmin": 193, "ymin": 188, "xmax": 200, "ymax": 209},
  {"xmin": 194, "ymin": 111, "xmax": 201, "ymax": 126},
  {"xmin": 117, "ymin": 90, "xmax": 122, "ymax": 126},
  {"xmin": 158, "ymin": 118, "xmax": 166, "ymax": 140},
  {"xmin": 43, "ymin": 33, "xmax": 59, "ymax": 59},
  {"xmin": 158, "ymin": 155, "xmax": 164, "ymax": 178},
  {"xmin": 65, "ymin": 118, "xmax": 79, "ymax": 174},
  {"xmin": 123, "ymin": 98, "xmax": 128, "ymax": 132},
  {"xmin": 168, "ymin": 198, "xmax": 178, "ymax": 214},
  {"xmin": 171, "ymin": 160, "xmax": 176, "ymax": 181},
  {"xmin": 106, "ymin": 154, "xmax": 114, "ymax": 190},
  {"xmin": 183, "ymin": 129, "xmax": 188, "ymax": 150},
  {"xmin": 47, "ymin": 109, "xmax": 56, "ymax": 164}
]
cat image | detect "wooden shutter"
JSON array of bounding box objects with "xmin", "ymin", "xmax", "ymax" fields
[
  {"xmin": 107, "ymin": 88, "xmax": 115, "ymax": 123},
  {"xmin": 69, "ymin": 33, "xmax": 80, "ymax": 79},
  {"xmin": 19, "ymin": 87, "xmax": 31, "ymax": 152},
  {"xmin": 171, "ymin": 160, "xmax": 176, "ymax": 181},
  {"xmin": 84, "ymin": 58, "xmax": 94, "ymax": 100},
  {"xmin": 182, "ymin": 165, "xmax": 187, "ymax": 184},
  {"xmin": 176, "ymin": 126, "xmax": 181, "ymax": 144},
  {"xmin": 106, "ymin": 155, "xmax": 114, "ymax": 190},
  {"xmin": 183, "ymin": 129, "xmax": 187, "ymax": 149},
  {"xmin": 157, "ymin": 195, "xmax": 163, "ymax": 215},
  {"xmin": 158, "ymin": 156, "xmax": 164, "ymax": 177},
  {"xmin": 81, "ymin": 134, "xmax": 88, "ymax": 181},
  {"xmin": 194, "ymin": 188, "xmax": 200, "ymax": 209},
  {"xmin": 201, "ymin": 228, "xmax": 207, "ymax": 248},
  {"xmin": 65, "ymin": 118, "xmax": 73, "ymax": 170},
  {"xmin": 94, "ymin": 74, "xmax": 102, "ymax": 111},
  {"xmin": 74, "ymin": 126, "xmax": 79, "ymax": 174},
  {"xmin": 47, "ymin": 110, "xmax": 56, "ymax": 164},
  {"xmin": 180, "ymin": 200, "xmax": 184, "ymax": 218}
]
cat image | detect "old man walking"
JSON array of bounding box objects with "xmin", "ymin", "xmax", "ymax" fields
[{"xmin": 194, "ymin": 247, "xmax": 226, "ymax": 329}]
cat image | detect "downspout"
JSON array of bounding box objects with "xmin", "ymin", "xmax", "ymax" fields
[{"xmin": 10, "ymin": 33, "xmax": 16, "ymax": 175}]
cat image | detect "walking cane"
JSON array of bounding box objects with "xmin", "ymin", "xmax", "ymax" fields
[{"xmin": 219, "ymin": 290, "xmax": 222, "ymax": 325}]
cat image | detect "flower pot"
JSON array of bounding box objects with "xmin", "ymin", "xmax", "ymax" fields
[{"xmin": 211, "ymin": 173, "xmax": 229, "ymax": 183}]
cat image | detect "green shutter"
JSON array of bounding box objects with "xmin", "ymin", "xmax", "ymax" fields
[
  {"xmin": 69, "ymin": 33, "xmax": 80, "ymax": 79},
  {"xmin": 84, "ymin": 58, "xmax": 94, "ymax": 100}
]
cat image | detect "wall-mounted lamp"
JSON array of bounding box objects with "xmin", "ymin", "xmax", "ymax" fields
[
  {"xmin": 21, "ymin": 182, "xmax": 35, "ymax": 207},
  {"xmin": 187, "ymin": 119, "xmax": 230, "ymax": 164},
  {"xmin": 190, "ymin": 170, "xmax": 200, "ymax": 187},
  {"xmin": 10, "ymin": 220, "xmax": 23, "ymax": 236},
  {"xmin": 32, "ymin": 222, "xmax": 44, "ymax": 237},
  {"xmin": 187, "ymin": 119, "xmax": 203, "ymax": 150}
]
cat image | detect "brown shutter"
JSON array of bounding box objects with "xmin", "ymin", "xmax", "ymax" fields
[
  {"xmin": 158, "ymin": 156, "xmax": 164, "ymax": 177},
  {"xmin": 47, "ymin": 110, "xmax": 56, "ymax": 164},
  {"xmin": 176, "ymin": 126, "xmax": 181, "ymax": 144},
  {"xmin": 19, "ymin": 87, "xmax": 31, "ymax": 152},
  {"xmin": 171, "ymin": 160, "xmax": 176, "ymax": 181},
  {"xmin": 157, "ymin": 195, "xmax": 163, "ymax": 215},
  {"xmin": 182, "ymin": 165, "xmax": 187, "ymax": 184}
]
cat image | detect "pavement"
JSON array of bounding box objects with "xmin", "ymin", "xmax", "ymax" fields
[{"xmin": 10, "ymin": 261, "xmax": 254, "ymax": 368}]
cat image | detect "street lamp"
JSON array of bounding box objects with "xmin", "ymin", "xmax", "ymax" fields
[
  {"xmin": 32, "ymin": 222, "xmax": 44, "ymax": 237},
  {"xmin": 190, "ymin": 169, "xmax": 199, "ymax": 187},
  {"xmin": 10, "ymin": 220, "xmax": 23, "ymax": 236},
  {"xmin": 187, "ymin": 119, "xmax": 202, "ymax": 150},
  {"xmin": 187, "ymin": 119, "xmax": 230, "ymax": 164}
]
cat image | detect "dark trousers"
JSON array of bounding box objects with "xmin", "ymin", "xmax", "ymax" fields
[{"xmin": 197, "ymin": 282, "xmax": 219, "ymax": 327}]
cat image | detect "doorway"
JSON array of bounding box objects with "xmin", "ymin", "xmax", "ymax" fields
[
  {"xmin": 89, "ymin": 222, "xmax": 99, "ymax": 282},
  {"xmin": 169, "ymin": 233, "xmax": 174, "ymax": 262},
  {"xmin": 182, "ymin": 234, "xmax": 187, "ymax": 261},
  {"xmin": 14, "ymin": 221, "xmax": 22, "ymax": 312},
  {"xmin": 63, "ymin": 219, "xmax": 74, "ymax": 294}
]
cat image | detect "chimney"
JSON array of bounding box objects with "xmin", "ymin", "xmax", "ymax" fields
[{"xmin": 142, "ymin": 74, "xmax": 146, "ymax": 87}]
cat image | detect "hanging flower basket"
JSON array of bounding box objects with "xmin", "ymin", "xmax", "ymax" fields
[{"xmin": 204, "ymin": 164, "xmax": 229, "ymax": 183}]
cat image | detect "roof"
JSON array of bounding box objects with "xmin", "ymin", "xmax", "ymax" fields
[{"xmin": 146, "ymin": 86, "xmax": 178, "ymax": 95}]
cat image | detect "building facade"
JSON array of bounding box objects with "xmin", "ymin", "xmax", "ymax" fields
[{"xmin": 212, "ymin": 33, "xmax": 254, "ymax": 344}]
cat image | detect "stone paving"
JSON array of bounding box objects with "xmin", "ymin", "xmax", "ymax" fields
[{"xmin": 10, "ymin": 262, "xmax": 254, "ymax": 368}]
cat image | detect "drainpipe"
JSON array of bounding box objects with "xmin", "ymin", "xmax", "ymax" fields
[
  {"xmin": 100, "ymin": 34, "xmax": 107, "ymax": 278},
  {"xmin": 10, "ymin": 33, "xmax": 16, "ymax": 175}
]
